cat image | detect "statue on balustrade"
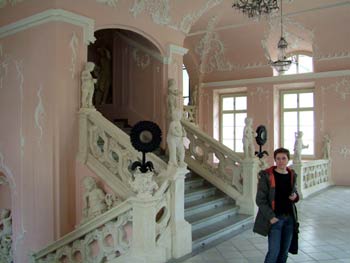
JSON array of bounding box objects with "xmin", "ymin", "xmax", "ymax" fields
[
  {"xmin": 94, "ymin": 47, "xmax": 112, "ymax": 105},
  {"xmin": 191, "ymin": 85, "xmax": 198, "ymax": 106},
  {"xmin": 323, "ymin": 134, "xmax": 331, "ymax": 159},
  {"xmin": 0, "ymin": 208, "xmax": 12, "ymax": 263},
  {"xmin": 243, "ymin": 117, "xmax": 256, "ymax": 159},
  {"xmin": 293, "ymin": 131, "xmax": 309, "ymax": 163},
  {"xmin": 82, "ymin": 176, "xmax": 119, "ymax": 223},
  {"xmin": 167, "ymin": 109, "xmax": 186, "ymax": 167},
  {"xmin": 81, "ymin": 62, "xmax": 97, "ymax": 108},
  {"xmin": 167, "ymin": 79, "xmax": 179, "ymax": 119}
]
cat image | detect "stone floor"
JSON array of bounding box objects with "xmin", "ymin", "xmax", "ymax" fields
[{"xmin": 181, "ymin": 186, "xmax": 350, "ymax": 263}]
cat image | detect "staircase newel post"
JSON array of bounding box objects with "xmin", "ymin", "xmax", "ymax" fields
[
  {"xmin": 168, "ymin": 166, "xmax": 192, "ymax": 258},
  {"xmin": 238, "ymin": 158, "xmax": 259, "ymax": 215},
  {"xmin": 77, "ymin": 109, "xmax": 94, "ymax": 163},
  {"xmin": 124, "ymin": 170, "xmax": 167, "ymax": 263}
]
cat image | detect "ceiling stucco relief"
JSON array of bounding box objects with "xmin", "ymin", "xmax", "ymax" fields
[
  {"xmin": 0, "ymin": 0, "xmax": 23, "ymax": 8},
  {"xmin": 176, "ymin": 0, "xmax": 223, "ymax": 34},
  {"xmin": 69, "ymin": 32, "xmax": 79, "ymax": 79},
  {"xmin": 34, "ymin": 85, "xmax": 45, "ymax": 148},
  {"xmin": 132, "ymin": 48, "xmax": 151, "ymax": 69},
  {"xmin": 195, "ymin": 16, "xmax": 233, "ymax": 74},
  {"xmin": 96, "ymin": 0, "xmax": 119, "ymax": 8},
  {"xmin": 313, "ymin": 49, "xmax": 350, "ymax": 62},
  {"xmin": 130, "ymin": 0, "xmax": 171, "ymax": 25}
]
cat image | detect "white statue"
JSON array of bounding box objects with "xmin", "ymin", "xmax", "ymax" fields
[
  {"xmin": 191, "ymin": 85, "xmax": 198, "ymax": 106},
  {"xmin": 81, "ymin": 62, "xmax": 97, "ymax": 108},
  {"xmin": 167, "ymin": 79, "xmax": 179, "ymax": 119},
  {"xmin": 82, "ymin": 176, "xmax": 107, "ymax": 222},
  {"xmin": 293, "ymin": 131, "xmax": 309, "ymax": 163},
  {"xmin": 323, "ymin": 134, "xmax": 331, "ymax": 159},
  {"xmin": 243, "ymin": 117, "xmax": 255, "ymax": 158},
  {"xmin": 167, "ymin": 109, "xmax": 186, "ymax": 167},
  {"xmin": 0, "ymin": 208, "xmax": 12, "ymax": 263}
]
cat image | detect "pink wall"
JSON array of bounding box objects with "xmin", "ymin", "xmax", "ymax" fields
[
  {"xmin": 0, "ymin": 20, "xmax": 88, "ymax": 262},
  {"xmin": 198, "ymin": 80, "xmax": 350, "ymax": 186}
]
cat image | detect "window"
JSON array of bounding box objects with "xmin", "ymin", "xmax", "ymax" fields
[
  {"xmin": 281, "ymin": 90, "xmax": 314, "ymax": 156},
  {"xmin": 182, "ymin": 65, "xmax": 190, "ymax": 105},
  {"xmin": 220, "ymin": 94, "xmax": 247, "ymax": 152},
  {"xmin": 284, "ymin": 54, "xmax": 313, "ymax": 75}
]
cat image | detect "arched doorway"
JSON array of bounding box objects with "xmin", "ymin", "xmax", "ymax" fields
[{"xmin": 87, "ymin": 28, "xmax": 164, "ymax": 128}]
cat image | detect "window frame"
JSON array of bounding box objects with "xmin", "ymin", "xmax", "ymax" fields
[
  {"xmin": 284, "ymin": 53, "xmax": 314, "ymax": 75},
  {"xmin": 182, "ymin": 65, "xmax": 190, "ymax": 105},
  {"xmin": 219, "ymin": 93, "xmax": 247, "ymax": 153},
  {"xmin": 280, "ymin": 88, "xmax": 315, "ymax": 157}
]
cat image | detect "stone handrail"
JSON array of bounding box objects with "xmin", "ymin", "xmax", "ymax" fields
[
  {"xmin": 291, "ymin": 159, "xmax": 332, "ymax": 199},
  {"xmin": 31, "ymin": 201, "xmax": 132, "ymax": 263},
  {"xmin": 181, "ymin": 120, "xmax": 259, "ymax": 215},
  {"xmin": 78, "ymin": 109, "xmax": 167, "ymax": 199}
]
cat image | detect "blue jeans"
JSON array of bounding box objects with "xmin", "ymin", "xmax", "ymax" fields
[{"xmin": 264, "ymin": 215, "xmax": 294, "ymax": 263}]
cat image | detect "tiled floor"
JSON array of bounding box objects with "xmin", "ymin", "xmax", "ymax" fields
[{"xmin": 181, "ymin": 186, "xmax": 350, "ymax": 263}]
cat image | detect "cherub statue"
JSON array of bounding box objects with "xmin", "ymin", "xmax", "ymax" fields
[
  {"xmin": 81, "ymin": 62, "xmax": 97, "ymax": 108},
  {"xmin": 167, "ymin": 109, "xmax": 186, "ymax": 167},
  {"xmin": 293, "ymin": 131, "xmax": 309, "ymax": 163},
  {"xmin": 167, "ymin": 79, "xmax": 179, "ymax": 119},
  {"xmin": 0, "ymin": 209, "xmax": 12, "ymax": 238},
  {"xmin": 82, "ymin": 176, "xmax": 107, "ymax": 222},
  {"xmin": 323, "ymin": 134, "xmax": 331, "ymax": 159},
  {"xmin": 243, "ymin": 117, "xmax": 256, "ymax": 158}
]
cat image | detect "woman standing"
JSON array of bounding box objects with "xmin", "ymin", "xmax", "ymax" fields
[{"xmin": 253, "ymin": 148, "xmax": 299, "ymax": 263}]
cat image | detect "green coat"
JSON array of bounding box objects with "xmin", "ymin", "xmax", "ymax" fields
[{"xmin": 253, "ymin": 166, "xmax": 299, "ymax": 236}]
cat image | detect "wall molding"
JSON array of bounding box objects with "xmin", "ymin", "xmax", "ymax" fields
[
  {"xmin": 0, "ymin": 9, "xmax": 95, "ymax": 44},
  {"xmin": 201, "ymin": 70, "xmax": 350, "ymax": 88}
]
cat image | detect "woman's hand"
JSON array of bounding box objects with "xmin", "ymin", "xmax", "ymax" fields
[
  {"xmin": 270, "ymin": 217, "xmax": 279, "ymax": 224},
  {"xmin": 289, "ymin": 192, "xmax": 297, "ymax": 201}
]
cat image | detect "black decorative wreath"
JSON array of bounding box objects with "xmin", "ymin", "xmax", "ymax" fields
[
  {"xmin": 130, "ymin": 121, "xmax": 162, "ymax": 153},
  {"xmin": 256, "ymin": 125, "xmax": 267, "ymax": 146},
  {"xmin": 255, "ymin": 125, "xmax": 269, "ymax": 159},
  {"xmin": 130, "ymin": 121, "xmax": 162, "ymax": 173}
]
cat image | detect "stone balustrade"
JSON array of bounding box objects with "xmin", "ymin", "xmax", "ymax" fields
[
  {"xmin": 291, "ymin": 159, "xmax": 332, "ymax": 199},
  {"xmin": 181, "ymin": 120, "xmax": 259, "ymax": 215}
]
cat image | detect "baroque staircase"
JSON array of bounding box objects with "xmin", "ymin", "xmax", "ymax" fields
[
  {"xmin": 115, "ymin": 118, "xmax": 254, "ymax": 252},
  {"xmin": 32, "ymin": 110, "xmax": 259, "ymax": 263}
]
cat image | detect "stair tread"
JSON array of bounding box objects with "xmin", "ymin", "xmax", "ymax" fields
[
  {"xmin": 186, "ymin": 204, "xmax": 238, "ymax": 224},
  {"xmin": 192, "ymin": 214, "xmax": 253, "ymax": 241},
  {"xmin": 185, "ymin": 185, "xmax": 216, "ymax": 195},
  {"xmin": 185, "ymin": 194, "xmax": 227, "ymax": 210}
]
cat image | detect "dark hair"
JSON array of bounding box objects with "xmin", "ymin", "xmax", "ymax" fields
[{"xmin": 274, "ymin": 147, "xmax": 290, "ymax": 160}]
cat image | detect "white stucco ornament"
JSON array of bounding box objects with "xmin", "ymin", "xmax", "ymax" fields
[{"xmin": 129, "ymin": 170, "xmax": 159, "ymax": 198}]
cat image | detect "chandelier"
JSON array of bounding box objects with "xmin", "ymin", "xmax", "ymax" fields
[
  {"xmin": 270, "ymin": 0, "xmax": 293, "ymax": 74},
  {"xmin": 232, "ymin": 0, "xmax": 279, "ymax": 18}
]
